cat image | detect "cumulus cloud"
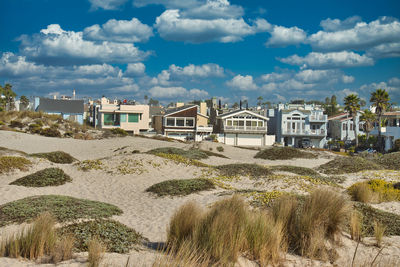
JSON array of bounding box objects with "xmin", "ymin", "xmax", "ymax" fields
[
  {"xmin": 88, "ymin": 0, "xmax": 128, "ymax": 10},
  {"xmin": 181, "ymin": 0, "xmax": 244, "ymax": 19},
  {"xmin": 226, "ymin": 74, "xmax": 258, "ymax": 91},
  {"xmin": 125, "ymin": 62, "xmax": 146, "ymax": 76},
  {"xmin": 149, "ymin": 86, "xmax": 208, "ymax": 98},
  {"xmin": 266, "ymin": 25, "xmax": 307, "ymax": 47},
  {"xmin": 169, "ymin": 63, "xmax": 224, "ymax": 77},
  {"xmin": 154, "ymin": 9, "xmax": 268, "ymax": 43},
  {"xmin": 308, "ymin": 17, "xmax": 400, "ymax": 51},
  {"xmin": 83, "ymin": 18, "xmax": 153, "ymax": 43},
  {"xmin": 279, "ymin": 51, "xmax": 374, "ymax": 69},
  {"xmin": 133, "ymin": 0, "xmax": 199, "ymax": 9},
  {"xmin": 320, "ymin": 16, "xmax": 362, "ymax": 32},
  {"xmin": 19, "ymin": 24, "xmax": 150, "ymax": 65},
  {"xmin": 366, "ymin": 42, "xmax": 400, "ymax": 58}
]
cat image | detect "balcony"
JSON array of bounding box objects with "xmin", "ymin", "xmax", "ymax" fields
[
  {"xmin": 309, "ymin": 115, "xmax": 327, "ymax": 122},
  {"xmin": 196, "ymin": 125, "xmax": 213, "ymax": 133},
  {"xmin": 282, "ymin": 129, "xmax": 326, "ymax": 136},
  {"xmin": 223, "ymin": 125, "xmax": 267, "ymax": 133}
]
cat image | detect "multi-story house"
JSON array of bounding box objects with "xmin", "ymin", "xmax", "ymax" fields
[
  {"xmin": 94, "ymin": 97, "xmax": 149, "ymax": 134},
  {"xmin": 214, "ymin": 109, "xmax": 275, "ymax": 146},
  {"xmin": 153, "ymin": 103, "xmax": 213, "ymax": 141},
  {"xmin": 327, "ymin": 112, "xmax": 364, "ymax": 141},
  {"xmin": 267, "ymin": 103, "xmax": 328, "ymax": 148},
  {"xmin": 370, "ymin": 111, "xmax": 400, "ymax": 151}
]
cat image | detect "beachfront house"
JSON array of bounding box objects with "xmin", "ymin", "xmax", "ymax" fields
[
  {"xmin": 370, "ymin": 111, "xmax": 400, "ymax": 151},
  {"xmin": 35, "ymin": 97, "xmax": 84, "ymax": 124},
  {"xmin": 267, "ymin": 103, "xmax": 328, "ymax": 148},
  {"xmin": 95, "ymin": 97, "xmax": 149, "ymax": 134},
  {"xmin": 214, "ymin": 109, "xmax": 275, "ymax": 146},
  {"xmin": 327, "ymin": 112, "xmax": 364, "ymax": 141}
]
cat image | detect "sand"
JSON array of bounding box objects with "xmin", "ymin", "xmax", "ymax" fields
[{"xmin": 0, "ymin": 130, "xmax": 399, "ymax": 266}]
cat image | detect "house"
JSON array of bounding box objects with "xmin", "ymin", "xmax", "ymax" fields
[
  {"xmin": 370, "ymin": 111, "xmax": 400, "ymax": 151},
  {"xmin": 35, "ymin": 97, "xmax": 84, "ymax": 124},
  {"xmin": 160, "ymin": 103, "xmax": 213, "ymax": 141},
  {"xmin": 327, "ymin": 112, "xmax": 364, "ymax": 141},
  {"xmin": 214, "ymin": 109, "xmax": 275, "ymax": 146},
  {"xmin": 267, "ymin": 103, "xmax": 328, "ymax": 148},
  {"xmin": 95, "ymin": 97, "xmax": 149, "ymax": 134}
]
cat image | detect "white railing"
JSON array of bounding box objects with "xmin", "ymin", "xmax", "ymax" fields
[
  {"xmin": 196, "ymin": 125, "xmax": 213, "ymax": 132},
  {"xmin": 224, "ymin": 126, "xmax": 267, "ymax": 131},
  {"xmin": 282, "ymin": 129, "xmax": 326, "ymax": 135},
  {"xmin": 309, "ymin": 115, "xmax": 326, "ymax": 121}
]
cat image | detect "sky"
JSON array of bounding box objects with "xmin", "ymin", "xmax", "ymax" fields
[{"xmin": 0, "ymin": 0, "xmax": 399, "ymax": 105}]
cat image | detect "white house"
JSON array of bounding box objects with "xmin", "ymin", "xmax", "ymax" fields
[
  {"xmin": 327, "ymin": 112, "xmax": 364, "ymax": 141},
  {"xmin": 267, "ymin": 104, "xmax": 328, "ymax": 148},
  {"xmin": 215, "ymin": 109, "xmax": 275, "ymax": 146},
  {"xmin": 370, "ymin": 111, "xmax": 400, "ymax": 151}
]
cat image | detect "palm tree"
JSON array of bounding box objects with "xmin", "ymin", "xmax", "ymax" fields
[
  {"xmin": 370, "ymin": 89, "xmax": 390, "ymax": 152},
  {"xmin": 360, "ymin": 109, "xmax": 376, "ymax": 140},
  {"xmin": 344, "ymin": 94, "xmax": 361, "ymax": 147}
]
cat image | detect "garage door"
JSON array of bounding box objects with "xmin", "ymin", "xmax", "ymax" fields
[
  {"xmin": 225, "ymin": 134, "xmax": 236, "ymax": 145},
  {"xmin": 237, "ymin": 134, "xmax": 263, "ymax": 146}
]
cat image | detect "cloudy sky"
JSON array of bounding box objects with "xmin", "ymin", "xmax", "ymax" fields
[{"xmin": 1, "ymin": 0, "xmax": 399, "ymax": 104}]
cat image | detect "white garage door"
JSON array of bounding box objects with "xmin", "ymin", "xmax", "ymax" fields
[
  {"xmin": 237, "ymin": 134, "xmax": 263, "ymax": 146},
  {"xmin": 225, "ymin": 134, "xmax": 236, "ymax": 145}
]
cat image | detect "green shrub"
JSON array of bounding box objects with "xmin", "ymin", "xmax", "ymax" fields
[
  {"xmin": 318, "ymin": 156, "xmax": 382, "ymax": 174},
  {"xmin": 28, "ymin": 123, "xmax": 42, "ymax": 133},
  {"xmin": 10, "ymin": 120, "xmax": 24, "ymax": 128},
  {"xmin": 146, "ymin": 178, "xmax": 215, "ymax": 197},
  {"xmin": 0, "ymin": 195, "xmax": 122, "ymax": 227},
  {"xmin": 147, "ymin": 147, "xmax": 209, "ymax": 160},
  {"xmin": 215, "ymin": 163, "xmax": 272, "ymax": 179},
  {"xmin": 200, "ymin": 149, "xmax": 228, "ymax": 158},
  {"xmin": 374, "ymin": 152, "xmax": 400, "ymax": 170},
  {"xmin": 216, "ymin": 146, "xmax": 224, "ymax": 152},
  {"xmin": 110, "ymin": 128, "xmax": 128, "ymax": 136},
  {"xmin": 254, "ymin": 147, "xmax": 317, "ymax": 160},
  {"xmin": 58, "ymin": 219, "xmax": 143, "ymax": 253},
  {"xmin": 30, "ymin": 151, "xmax": 76, "ymax": 164},
  {"xmin": 270, "ymin": 165, "xmax": 320, "ymax": 176},
  {"xmin": 348, "ymin": 179, "xmax": 400, "ymax": 203},
  {"xmin": 77, "ymin": 159, "xmax": 103, "ymax": 171},
  {"xmin": 0, "ymin": 156, "xmax": 31, "ymax": 174},
  {"xmin": 40, "ymin": 127, "xmax": 62, "ymax": 138},
  {"xmin": 10, "ymin": 168, "xmax": 72, "ymax": 187}
]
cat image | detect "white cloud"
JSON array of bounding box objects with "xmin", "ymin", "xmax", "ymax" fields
[
  {"xmin": 260, "ymin": 72, "xmax": 291, "ymax": 82},
  {"xmin": 19, "ymin": 24, "xmax": 150, "ymax": 65},
  {"xmin": 133, "ymin": 0, "xmax": 199, "ymax": 9},
  {"xmin": 181, "ymin": 0, "xmax": 244, "ymax": 19},
  {"xmin": 320, "ymin": 16, "xmax": 362, "ymax": 32},
  {"xmin": 88, "ymin": 0, "xmax": 128, "ymax": 10},
  {"xmin": 148, "ymin": 86, "xmax": 208, "ymax": 99},
  {"xmin": 266, "ymin": 25, "xmax": 306, "ymax": 47},
  {"xmin": 308, "ymin": 17, "xmax": 400, "ymax": 51},
  {"xmin": 154, "ymin": 9, "xmax": 268, "ymax": 43},
  {"xmin": 151, "ymin": 70, "xmax": 171, "ymax": 86},
  {"xmin": 366, "ymin": 42, "xmax": 400, "ymax": 58},
  {"xmin": 226, "ymin": 74, "xmax": 258, "ymax": 91},
  {"xmin": 279, "ymin": 51, "xmax": 374, "ymax": 69},
  {"xmin": 169, "ymin": 63, "xmax": 224, "ymax": 77},
  {"xmin": 125, "ymin": 63, "xmax": 146, "ymax": 76},
  {"xmin": 83, "ymin": 18, "xmax": 153, "ymax": 43},
  {"xmin": 0, "ymin": 52, "xmax": 46, "ymax": 77}
]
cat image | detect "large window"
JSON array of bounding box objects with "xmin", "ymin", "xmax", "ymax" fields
[
  {"xmin": 167, "ymin": 118, "xmax": 175, "ymax": 126},
  {"xmin": 104, "ymin": 113, "xmax": 120, "ymax": 126},
  {"xmin": 120, "ymin": 113, "xmax": 127, "ymax": 123},
  {"xmin": 165, "ymin": 117, "xmax": 195, "ymax": 127},
  {"xmin": 176, "ymin": 118, "xmax": 185, "ymax": 126},
  {"xmin": 185, "ymin": 118, "xmax": 194, "ymax": 127},
  {"xmin": 128, "ymin": 113, "xmax": 139, "ymax": 123}
]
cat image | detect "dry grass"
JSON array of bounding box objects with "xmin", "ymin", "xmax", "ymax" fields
[
  {"xmin": 0, "ymin": 156, "xmax": 31, "ymax": 174},
  {"xmin": 348, "ymin": 179, "xmax": 400, "ymax": 203},
  {"xmin": 348, "ymin": 182, "xmax": 375, "ymax": 203},
  {"xmin": 374, "ymin": 221, "xmax": 386, "ymax": 247},
  {"xmin": 88, "ymin": 237, "xmax": 105, "ymax": 267},
  {"xmin": 51, "ymin": 234, "xmax": 75, "ymax": 263},
  {"xmin": 0, "ymin": 212, "xmax": 57, "ymax": 260},
  {"xmin": 350, "ymin": 211, "xmax": 363, "ymax": 241}
]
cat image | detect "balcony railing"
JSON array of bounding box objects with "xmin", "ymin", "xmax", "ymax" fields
[
  {"xmin": 224, "ymin": 126, "xmax": 267, "ymax": 132},
  {"xmin": 196, "ymin": 125, "xmax": 213, "ymax": 132},
  {"xmin": 282, "ymin": 129, "xmax": 326, "ymax": 136},
  {"xmin": 309, "ymin": 115, "xmax": 327, "ymax": 121}
]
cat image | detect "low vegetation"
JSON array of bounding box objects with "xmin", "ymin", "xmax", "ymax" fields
[
  {"xmin": 147, "ymin": 147, "xmax": 208, "ymax": 160},
  {"xmin": 58, "ymin": 219, "xmax": 144, "ymax": 253},
  {"xmin": 110, "ymin": 128, "xmax": 128, "ymax": 137},
  {"xmin": 30, "ymin": 151, "xmax": 76, "ymax": 164},
  {"xmin": 318, "ymin": 156, "xmax": 382, "ymax": 174},
  {"xmin": 375, "ymin": 152, "xmax": 400, "ymax": 170},
  {"xmin": 348, "ymin": 179, "xmax": 400, "ymax": 203},
  {"xmin": 254, "ymin": 147, "xmax": 317, "ymax": 160},
  {"xmin": 39, "ymin": 127, "xmax": 62, "ymax": 137},
  {"xmin": 215, "ymin": 163, "xmax": 273, "ymax": 179},
  {"xmin": 76, "ymin": 159, "xmax": 104, "ymax": 171},
  {"xmin": 10, "ymin": 167, "xmax": 72, "ymax": 187},
  {"xmin": 0, "ymin": 156, "xmax": 31, "ymax": 174},
  {"xmin": 146, "ymin": 178, "xmax": 215, "ymax": 197},
  {"xmin": 270, "ymin": 165, "xmax": 320, "ymax": 176},
  {"xmin": 0, "ymin": 195, "xmax": 122, "ymax": 227}
]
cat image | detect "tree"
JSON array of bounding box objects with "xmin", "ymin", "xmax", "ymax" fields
[
  {"xmin": 144, "ymin": 95, "xmax": 148, "ymax": 104},
  {"xmin": 0, "ymin": 83, "xmax": 16, "ymax": 111},
  {"xmin": 263, "ymin": 101, "xmax": 272, "ymax": 109},
  {"xmin": 232, "ymin": 102, "xmax": 239, "ymax": 109},
  {"xmin": 360, "ymin": 109, "xmax": 376, "ymax": 140},
  {"xmin": 370, "ymin": 89, "xmax": 390, "ymax": 152},
  {"xmin": 344, "ymin": 94, "xmax": 361, "ymax": 147},
  {"xmin": 148, "ymin": 98, "xmax": 159, "ymax": 106},
  {"xmin": 257, "ymin": 96, "xmax": 263, "ymax": 106},
  {"xmin": 20, "ymin": 95, "xmax": 30, "ymax": 110}
]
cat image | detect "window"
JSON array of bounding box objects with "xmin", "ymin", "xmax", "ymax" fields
[
  {"xmin": 292, "ymin": 122, "xmax": 296, "ymax": 130},
  {"xmin": 258, "ymin": 121, "xmax": 263, "ymax": 127},
  {"xmin": 343, "ymin": 124, "xmax": 346, "ymax": 131},
  {"xmin": 167, "ymin": 118, "xmax": 175, "ymax": 126},
  {"xmin": 104, "ymin": 114, "xmax": 113, "ymax": 125},
  {"xmin": 128, "ymin": 113, "xmax": 139, "ymax": 123},
  {"xmin": 246, "ymin": 121, "xmax": 251, "ymax": 126},
  {"xmin": 176, "ymin": 118, "xmax": 184, "ymax": 127},
  {"xmin": 227, "ymin": 120, "xmax": 232, "ymax": 126},
  {"xmin": 233, "ymin": 121, "xmax": 238, "ymax": 126},
  {"xmin": 252, "ymin": 121, "xmax": 257, "ymax": 126},
  {"xmin": 238, "ymin": 120, "xmax": 244, "ymax": 126},
  {"xmin": 185, "ymin": 118, "xmax": 194, "ymax": 127},
  {"xmin": 350, "ymin": 123, "xmax": 353, "ymax": 131},
  {"xmin": 120, "ymin": 113, "xmax": 127, "ymax": 123}
]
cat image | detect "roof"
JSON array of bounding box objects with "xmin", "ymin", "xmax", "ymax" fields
[
  {"xmin": 383, "ymin": 111, "xmax": 400, "ymax": 117},
  {"xmin": 281, "ymin": 109, "xmax": 311, "ymax": 114},
  {"xmin": 37, "ymin": 98, "xmax": 84, "ymax": 114},
  {"xmin": 217, "ymin": 109, "xmax": 269, "ymax": 120},
  {"xmin": 164, "ymin": 105, "xmax": 197, "ymax": 116}
]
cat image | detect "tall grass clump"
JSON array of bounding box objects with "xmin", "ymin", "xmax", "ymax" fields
[
  {"xmin": 350, "ymin": 211, "xmax": 363, "ymax": 241},
  {"xmin": 0, "ymin": 212, "xmax": 57, "ymax": 260},
  {"xmin": 348, "ymin": 179, "xmax": 400, "ymax": 203},
  {"xmin": 88, "ymin": 237, "xmax": 105, "ymax": 267},
  {"xmin": 51, "ymin": 234, "xmax": 75, "ymax": 263},
  {"xmin": 374, "ymin": 221, "xmax": 386, "ymax": 247},
  {"xmin": 348, "ymin": 182, "xmax": 375, "ymax": 203}
]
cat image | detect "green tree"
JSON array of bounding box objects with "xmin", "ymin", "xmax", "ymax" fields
[
  {"xmin": 257, "ymin": 96, "xmax": 263, "ymax": 106},
  {"xmin": 344, "ymin": 94, "xmax": 361, "ymax": 147},
  {"xmin": 0, "ymin": 84, "xmax": 17, "ymax": 111},
  {"xmin": 232, "ymin": 102, "xmax": 239, "ymax": 109},
  {"xmin": 148, "ymin": 98, "xmax": 159, "ymax": 106},
  {"xmin": 20, "ymin": 95, "xmax": 30, "ymax": 110},
  {"xmin": 144, "ymin": 95, "xmax": 148, "ymax": 104},
  {"xmin": 370, "ymin": 89, "xmax": 390, "ymax": 152},
  {"xmin": 360, "ymin": 109, "xmax": 376, "ymax": 140}
]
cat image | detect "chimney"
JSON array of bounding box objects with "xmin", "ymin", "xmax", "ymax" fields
[
  {"xmin": 200, "ymin": 102, "xmax": 207, "ymax": 116},
  {"xmin": 176, "ymin": 102, "xmax": 184, "ymax": 108},
  {"xmin": 53, "ymin": 95, "xmax": 57, "ymax": 100}
]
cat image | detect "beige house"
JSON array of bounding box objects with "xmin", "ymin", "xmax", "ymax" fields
[{"xmin": 97, "ymin": 97, "xmax": 149, "ymax": 134}]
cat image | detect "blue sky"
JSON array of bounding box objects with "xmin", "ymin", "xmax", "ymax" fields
[{"xmin": 1, "ymin": 0, "xmax": 399, "ymax": 105}]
